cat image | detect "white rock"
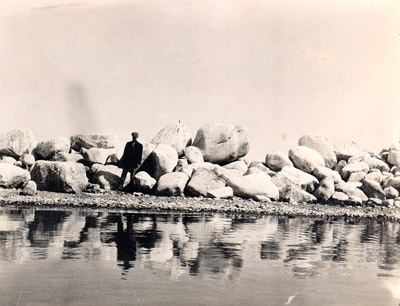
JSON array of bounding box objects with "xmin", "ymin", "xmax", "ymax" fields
[
  {"xmin": 70, "ymin": 133, "xmax": 118, "ymax": 151},
  {"xmin": 34, "ymin": 137, "xmax": 70, "ymax": 160},
  {"xmin": 265, "ymin": 151, "xmax": 293, "ymax": 172},
  {"xmin": 156, "ymin": 172, "xmax": 189, "ymax": 196},
  {"xmin": 298, "ymin": 134, "xmax": 337, "ymax": 168},
  {"xmin": 138, "ymin": 144, "xmax": 178, "ymax": 180},
  {"xmin": 387, "ymin": 150, "xmax": 400, "ymax": 166},
  {"xmin": 134, "ymin": 171, "xmax": 157, "ymax": 193},
  {"xmin": 207, "ymin": 187, "xmax": 234, "ymax": 199},
  {"xmin": 151, "ymin": 123, "xmax": 192, "ymax": 156},
  {"xmin": 31, "ymin": 161, "xmax": 88, "ymax": 193},
  {"xmin": 288, "ymin": 146, "xmax": 325, "ymax": 173},
  {"xmin": 185, "ymin": 168, "xmax": 226, "ymax": 197},
  {"xmin": 227, "ymin": 172, "xmax": 279, "ymax": 200},
  {"xmin": 0, "ymin": 128, "xmax": 36, "ymax": 158},
  {"xmin": 0, "ymin": 163, "xmax": 30, "ymax": 188},
  {"xmin": 192, "ymin": 123, "xmax": 249, "ymax": 165},
  {"xmin": 183, "ymin": 146, "xmax": 204, "ymax": 164},
  {"xmin": 81, "ymin": 148, "xmax": 116, "ymax": 164}
]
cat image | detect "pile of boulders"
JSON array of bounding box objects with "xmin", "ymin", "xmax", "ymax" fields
[{"xmin": 1, "ymin": 124, "xmax": 400, "ymax": 208}]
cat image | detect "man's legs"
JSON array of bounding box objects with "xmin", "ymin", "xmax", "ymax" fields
[{"xmin": 119, "ymin": 168, "xmax": 129, "ymax": 189}]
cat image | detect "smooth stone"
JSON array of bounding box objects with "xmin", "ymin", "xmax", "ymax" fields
[
  {"xmin": 226, "ymin": 172, "xmax": 279, "ymax": 200},
  {"xmin": 0, "ymin": 128, "xmax": 36, "ymax": 158},
  {"xmin": 81, "ymin": 148, "xmax": 116, "ymax": 165},
  {"xmin": 387, "ymin": 150, "xmax": 400, "ymax": 166},
  {"xmin": 206, "ymin": 187, "xmax": 234, "ymax": 199},
  {"xmin": 185, "ymin": 168, "xmax": 226, "ymax": 197},
  {"xmin": 91, "ymin": 164, "xmax": 123, "ymax": 190},
  {"xmin": 156, "ymin": 172, "xmax": 189, "ymax": 196},
  {"xmin": 151, "ymin": 123, "xmax": 192, "ymax": 156},
  {"xmin": 192, "ymin": 123, "xmax": 249, "ymax": 165},
  {"xmin": 298, "ymin": 134, "xmax": 337, "ymax": 168},
  {"xmin": 384, "ymin": 186, "xmax": 399, "ymax": 199},
  {"xmin": 34, "ymin": 137, "xmax": 70, "ymax": 160},
  {"xmin": 134, "ymin": 171, "xmax": 157, "ymax": 193},
  {"xmin": 223, "ymin": 160, "xmax": 248, "ymax": 176},
  {"xmin": 288, "ymin": 146, "xmax": 325, "ymax": 173},
  {"xmin": 183, "ymin": 146, "xmax": 204, "ymax": 164},
  {"xmin": 0, "ymin": 163, "xmax": 30, "ymax": 188},
  {"xmin": 70, "ymin": 133, "xmax": 118, "ymax": 151},
  {"xmin": 280, "ymin": 185, "xmax": 316, "ymax": 204},
  {"xmin": 361, "ymin": 179, "xmax": 385, "ymax": 200},
  {"xmin": 347, "ymin": 171, "xmax": 367, "ymax": 182},
  {"xmin": 272, "ymin": 166, "xmax": 319, "ymax": 193},
  {"xmin": 340, "ymin": 162, "xmax": 369, "ymax": 181},
  {"xmin": 138, "ymin": 144, "xmax": 178, "ymax": 180},
  {"xmin": 313, "ymin": 177, "xmax": 335, "ymax": 201},
  {"xmin": 265, "ymin": 151, "xmax": 293, "ymax": 172},
  {"xmin": 19, "ymin": 153, "xmax": 35, "ymax": 167},
  {"xmin": 31, "ymin": 161, "xmax": 88, "ymax": 193},
  {"xmin": 20, "ymin": 180, "xmax": 37, "ymax": 196},
  {"xmin": 331, "ymin": 191, "xmax": 349, "ymax": 202},
  {"xmin": 312, "ymin": 166, "xmax": 343, "ymax": 184}
]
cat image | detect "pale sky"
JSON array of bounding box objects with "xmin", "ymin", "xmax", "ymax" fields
[{"xmin": 1, "ymin": 0, "xmax": 399, "ymax": 159}]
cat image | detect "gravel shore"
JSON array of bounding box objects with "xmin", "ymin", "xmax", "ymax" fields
[{"xmin": 1, "ymin": 188, "xmax": 400, "ymax": 220}]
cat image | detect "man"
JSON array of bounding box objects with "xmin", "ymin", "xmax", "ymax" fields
[{"xmin": 118, "ymin": 132, "xmax": 143, "ymax": 189}]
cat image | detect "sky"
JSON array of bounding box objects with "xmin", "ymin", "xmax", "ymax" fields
[{"xmin": 0, "ymin": 0, "xmax": 399, "ymax": 160}]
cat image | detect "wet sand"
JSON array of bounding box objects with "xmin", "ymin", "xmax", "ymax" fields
[{"xmin": 1, "ymin": 188, "xmax": 400, "ymax": 220}]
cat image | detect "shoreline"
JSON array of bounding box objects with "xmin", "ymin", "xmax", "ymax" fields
[{"xmin": 1, "ymin": 189, "xmax": 400, "ymax": 221}]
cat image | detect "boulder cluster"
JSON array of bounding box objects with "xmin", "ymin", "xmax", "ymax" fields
[{"xmin": 1, "ymin": 125, "xmax": 400, "ymax": 208}]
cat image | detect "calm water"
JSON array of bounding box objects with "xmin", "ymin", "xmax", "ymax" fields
[{"xmin": 0, "ymin": 206, "xmax": 399, "ymax": 306}]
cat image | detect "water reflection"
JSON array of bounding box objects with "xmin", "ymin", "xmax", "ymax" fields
[{"xmin": 0, "ymin": 206, "xmax": 400, "ymax": 282}]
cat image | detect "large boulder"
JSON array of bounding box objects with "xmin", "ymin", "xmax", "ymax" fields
[
  {"xmin": 265, "ymin": 151, "xmax": 293, "ymax": 172},
  {"xmin": 31, "ymin": 161, "xmax": 88, "ymax": 193},
  {"xmin": 330, "ymin": 138, "xmax": 367, "ymax": 162},
  {"xmin": 81, "ymin": 148, "xmax": 116, "ymax": 165},
  {"xmin": 91, "ymin": 164, "xmax": 122, "ymax": 190},
  {"xmin": 51, "ymin": 152, "xmax": 83, "ymax": 163},
  {"xmin": 20, "ymin": 180, "xmax": 37, "ymax": 196},
  {"xmin": 212, "ymin": 166, "xmax": 242, "ymax": 182},
  {"xmin": 0, "ymin": 128, "xmax": 36, "ymax": 158},
  {"xmin": 151, "ymin": 123, "xmax": 192, "ymax": 156},
  {"xmin": 313, "ymin": 177, "xmax": 335, "ymax": 201},
  {"xmin": 138, "ymin": 144, "xmax": 178, "ymax": 180},
  {"xmin": 335, "ymin": 182, "xmax": 368, "ymax": 202},
  {"xmin": 281, "ymin": 185, "xmax": 316, "ymax": 204},
  {"xmin": 298, "ymin": 135, "xmax": 337, "ymax": 168},
  {"xmin": 156, "ymin": 172, "xmax": 189, "ymax": 196},
  {"xmin": 312, "ymin": 166, "xmax": 342, "ymax": 184},
  {"xmin": 288, "ymin": 146, "xmax": 325, "ymax": 173},
  {"xmin": 70, "ymin": 133, "xmax": 118, "ymax": 151},
  {"xmin": 192, "ymin": 123, "xmax": 249, "ymax": 165},
  {"xmin": 361, "ymin": 179, "xmax": 385, "ymax": 200},
  {"xmin": 0, "ymin": 163, "xmax": 30, "ymax": 188},
  {"xmin": 272, "ymin": 166, "xmax": 319, "ymax": 193},
  {"xmin": 246, "ymin": 161, "xmax": 275, "ymax": 176},
  {"xmin": 223, "ymin": 160, "xmax": 248, "ymax": 176},
  {"xmin": 185, "ymin": 168, "xmax": 226, "ymax": 197},
  {"xmin": 207, "ymin": 187, "xmax": 233, "ymax": 199},
  {"xmin": 0, "ymin": 156, "xmax": 17, "ymax": 164},
  {"xmin": 20, "ymin": 153, "xmax": 35, "ymax": 167},
  {"xmin": 340, "ymin": 162, "xmax": 369, "ymax": 181},
  {"xmin": 226, "ymin": 172, "xmax": 279, "ymax": 200},
  {"xmin": 134, "ymin": 171, "xmax": 157, "ymax": 193},
  {"xmin": 363, "ymin": 157, "xmax": 390, "ymax": 172},
  {"xmin": 34, "ymin": 137, "xmax": 70, "ymax": 160},
  {"xmin": 364, "ymin": 171, "xmax": 384, "ymax": 183},
  {"xmin": 387, "ymin": 150, "xmax": 400, "ymax": 166},
  {"xmin": 183, "ymin": 146, "xmax": 204, "ymax": 164}
]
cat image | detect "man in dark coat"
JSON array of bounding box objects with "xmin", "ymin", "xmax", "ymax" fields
[{"xmin": 118, "ymin": 132, "xmax": 143, "ymax": 189}]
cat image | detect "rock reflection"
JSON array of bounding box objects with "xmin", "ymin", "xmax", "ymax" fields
[{"xmin": 0, "ymin": 207, "xmax": 399, "ymax": 281}]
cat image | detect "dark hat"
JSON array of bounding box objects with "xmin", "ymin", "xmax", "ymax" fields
[{"xmin": 131, "ymin": 132, "xmax": 139, "ymax": 137}]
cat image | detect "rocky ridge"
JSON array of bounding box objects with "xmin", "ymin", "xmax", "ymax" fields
[{"xmin": 1, "ymin": 124, "xmax": 400, "ymax": 213}]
